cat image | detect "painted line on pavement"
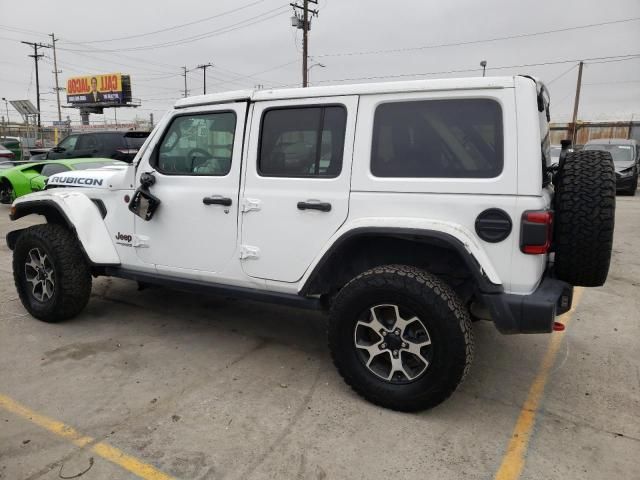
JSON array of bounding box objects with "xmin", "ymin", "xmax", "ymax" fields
[
  {"xmin": 0, "ymin": 393, "xmax": 175, "ymax": 480},
  {"xmin": 494, "ymin": 287, "xmax": 584, "ymax": 480}
]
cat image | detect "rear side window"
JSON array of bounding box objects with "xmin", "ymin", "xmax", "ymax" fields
[
  {"xmin": 259, "ymin": 106, "xmax": 347, "ymax": 177},
  {"xmin": 98, "ymin": 133, "xmax": 126, "ymax": 152},
  {"xmin": 124, "ymin": 135, "xmax": 148, "ymax": 149},
  {"xmin": 371, "ymin": 99, "xmax": 503, "ymax": 178}
]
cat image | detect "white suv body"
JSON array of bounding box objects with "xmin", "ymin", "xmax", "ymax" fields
[
  {"xmin": 26, "ymin": 77, "xmax": 546, "ymax": 291},
  {"xmin": 12, "ymin": 75, "xmax": 610, "ymax": 411}
]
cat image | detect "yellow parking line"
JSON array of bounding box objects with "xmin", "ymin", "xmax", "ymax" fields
[
  {"xmin": 0, "ymin": 393, "xmax": 175, "ymax": 480},
  {"xmin": 494, "ymin": 287, "xmax": 584, "ymax": 480}
]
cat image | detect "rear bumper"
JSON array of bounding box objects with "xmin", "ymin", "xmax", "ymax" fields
[{"xmin": 481, "ymin": 276, "xmax": 573, "ymax": 334}]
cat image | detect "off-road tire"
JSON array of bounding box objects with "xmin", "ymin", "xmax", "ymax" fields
[
  {"xmin": 328, "ymin": 264, "xmax": 473, "ymax": 412},
  {"xmin": 554, "ymin": 150, "xmax": 615, "ymax": 287},
  {"xmin": 13, "ymin": 224, "xmax": 92, "ymax": 322}
]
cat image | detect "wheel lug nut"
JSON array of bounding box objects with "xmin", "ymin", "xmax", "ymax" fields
[
  {"xmin": 402, "ymin": 342, "xmax": 407, "ymax": 348},
  {"xmin": 395, "ymin": 329, "xmax": 401, "ymax": 335},
  {"xmin": 380, "ymin": 343, "xmax": 387, "ymax": 349},
  {"xmin": 393, "ymin": 350, "xmax": 399, "ymax": 357},
  {"xmin": 381, "ymin": 330, "xmax": 387, "ymax": 336}
]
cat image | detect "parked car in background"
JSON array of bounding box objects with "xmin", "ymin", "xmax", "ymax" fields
[
  {"xmin": 30, "ymin": 131, "xmax": 149, "ymax": 163},
  {"xmin": 1, "ymin": 137, "xmax": 23, "ymax": 160},
  {"xmin": 584, "ymin": 139, "xmax": 639, "ymax": 195},
  {"xmin": 0, "ymin": 144, "xmax": 15, "ymax": 162},
  {"xmin": 0, "ymin": 158, "xmax": 125, "ymax": 203}
]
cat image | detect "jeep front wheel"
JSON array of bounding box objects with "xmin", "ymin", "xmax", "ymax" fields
[
  {"xmin": 328, "ymin": 265, "xmax": 473, "ymax": 411},
  {"xmin": 13, "ymin": 224, "xmax": 92, "ymax": 323}
]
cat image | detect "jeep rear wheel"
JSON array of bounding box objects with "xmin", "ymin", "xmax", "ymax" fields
[
  {"xmin": 328, "ymin": 265, "xmax": 473, "ymax": 411},
  {"xmin": 13, "ymin": 224, "xmax": 92, "ymax": 323},
  {"xmin": 554, "ymin": 150, "xmax": 616, "ymax": 287}
]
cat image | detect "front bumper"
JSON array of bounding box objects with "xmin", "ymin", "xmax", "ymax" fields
[
  {"xmin": 616, "ymin": 174, "xmax": 636, "ymax": 191},
  {"xmin": 480, "ymin": 276, "xmax": 573, "ymax": 334}
]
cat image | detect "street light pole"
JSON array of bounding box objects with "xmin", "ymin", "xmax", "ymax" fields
[
  {"xmin": 480, "ymin": 60, "xmax": 487, "ymax": 77},
  {"xmin": 307, "ymin": 62, "xmax": 325, "ymax": 85}
]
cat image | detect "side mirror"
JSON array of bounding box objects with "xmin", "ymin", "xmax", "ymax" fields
[
  {"xmin": 52, "ymin": 146, "xmax": 65, "ymax": 153},
  {"xmin": 128, "ymin": 188, "xmax": 161, "ymax": 221}
]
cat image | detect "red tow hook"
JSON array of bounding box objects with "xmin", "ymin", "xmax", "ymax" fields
[{"xmin": 553, "ymin": 322, "xmax": 566, "ymax": 332}]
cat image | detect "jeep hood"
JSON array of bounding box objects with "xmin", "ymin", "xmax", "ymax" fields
[{"xmin": 47, "ymin": 165, "xmax": 133, "ymax": 190}]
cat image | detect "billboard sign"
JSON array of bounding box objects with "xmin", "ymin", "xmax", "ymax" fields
[{"xmin": 66, "ymin": 73, "xmax": 124, "ymax": 105}]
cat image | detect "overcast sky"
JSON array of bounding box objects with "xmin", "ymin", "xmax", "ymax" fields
[{"xmin": 1, "ymin": 0, "xmax": 639, "ymax": 125}]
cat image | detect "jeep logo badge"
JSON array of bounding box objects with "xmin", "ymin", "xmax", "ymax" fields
[{"xmin": 115, "ymin": 232, "xmax": 133, "ymax": 244}]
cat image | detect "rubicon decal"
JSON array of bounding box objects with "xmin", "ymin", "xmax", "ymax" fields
[{"xmin": 48, "ymin": 176, "xmax": 104, "ymax": 186}]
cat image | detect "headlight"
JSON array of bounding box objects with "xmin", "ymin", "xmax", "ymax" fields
[{"xmin": 619, "ymin": 168, "xmax": 634, "ymax": 178}]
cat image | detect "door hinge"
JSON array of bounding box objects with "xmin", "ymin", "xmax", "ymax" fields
[
  {"xmin": 132, "ymin": 234, "xmax": 150, "ymax": 248},
  {"xmin": 239, "ymin": 245, "xmax": 260, "ymax": 260},
  {"xmin": 241, "ymin": 198, "xmax": 262, "ymax": 213}
]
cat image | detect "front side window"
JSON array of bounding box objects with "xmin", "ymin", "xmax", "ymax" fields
[
  {"xmin": 155, "ymin": 112, "xmax": 236, "ymax": 176},
  {"xmin": 57, "ymin": 135, "xmax": 79, "ymax": 151},
  {"xmin": 259, "ymin": 106, "xmax": 347, "ymax": 177},
  {"xmin": 371, "ymin": 99, "xmax": 503, "ymax": 178}
]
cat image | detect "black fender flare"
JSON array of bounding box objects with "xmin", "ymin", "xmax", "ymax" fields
[{"xmin": 299, "ymin": 227, "xmax": 502, "ymax": 296}]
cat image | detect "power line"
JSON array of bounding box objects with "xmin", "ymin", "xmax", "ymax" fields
[
  {"xmin": 81, "ymin": 0, "xmax": 266, "ymax": 43},
  {"xmin": 311, "ymin": 54, "xmax": 640, "ymax": 85},
  {"xmin": 315, "ymin": 16, "xmax": 640, "ymax": 58},
  {"xmin": 546, "ymin": 64, "xmax": 577, "ymax": 85},
  {"xmin": 57, "ymin": 5, "xmax": 290, "ymax": 53}
]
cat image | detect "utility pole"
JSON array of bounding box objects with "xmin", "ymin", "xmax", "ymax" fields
[
  {"xmin": 291, "ymin": 0, "xmax": 318, "ymax": 87},
  {"xmin": 569, "ymin": 61, "xmax": 584, "ymax": 145},
  {"xmin": 21, "ymin": 41, "xmax": 50, "ymax": 128},
  {"xmin": 196, "ymin": 63, "xmax": 213, "ymax": 94},
  {"xmin": 49, "ymin": 33, "xmax": 62, "ymax": 122},
  {"xmin": 182, "ymin": 66, "xmax": 189, "ymax": 98}
]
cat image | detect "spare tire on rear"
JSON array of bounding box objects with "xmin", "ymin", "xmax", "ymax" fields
[{"xmin": 553, "ymin": 150, "xmax": 615, "ymax": 287}]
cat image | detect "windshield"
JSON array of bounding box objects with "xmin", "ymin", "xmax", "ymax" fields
[{"xmin": 584, "ymin": 144, "xmax": 633, "ymax": 164}]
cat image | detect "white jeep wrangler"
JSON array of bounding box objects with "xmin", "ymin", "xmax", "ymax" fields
[{"xmin": 7, "ymin": 76, "xmax": 615, "ymax": 411}]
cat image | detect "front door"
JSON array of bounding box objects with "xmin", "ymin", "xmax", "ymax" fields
[
  {"xmin": 134, "ymin": 103, "xmax": 246, "ymax": 274},
  {"xmin": 241, "ymin": 96, "xmax": 358, "ymax": 283}
]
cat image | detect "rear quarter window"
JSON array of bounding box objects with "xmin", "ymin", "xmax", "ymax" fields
[{"xmin": 371, "ymin": 98, "xmax": 503, "ymax": 178}]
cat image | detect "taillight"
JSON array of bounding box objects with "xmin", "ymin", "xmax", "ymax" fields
[{"xmin": 520, "ymin": 210, "xmax": 553, "ymax": 254}]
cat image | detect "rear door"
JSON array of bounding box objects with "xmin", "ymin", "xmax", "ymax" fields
[{"xmin": 240, "ymin": 96, "xmax": 357, "ymax": 283}]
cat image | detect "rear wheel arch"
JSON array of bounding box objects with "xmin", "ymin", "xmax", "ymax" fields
[{"xmin": 300, "ymin": 228, "xmax": 501, "ymax": 299}]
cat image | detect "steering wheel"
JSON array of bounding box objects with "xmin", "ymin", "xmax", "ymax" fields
[{"xmin": 186, "ymin": 148, "xmax": 211, "ymax": 172}]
